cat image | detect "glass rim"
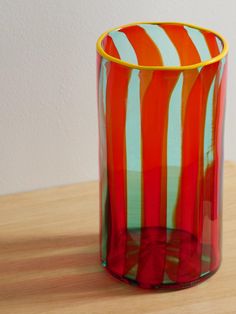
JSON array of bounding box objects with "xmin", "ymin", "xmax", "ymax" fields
[{"xmin": 96, "ymin": 21, "xmax": 229, "ymax": 71}]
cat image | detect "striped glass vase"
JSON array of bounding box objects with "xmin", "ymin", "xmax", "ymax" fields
[{"xmin": 96, "ymin": 22, "xmax": 228, "ymax": 290}]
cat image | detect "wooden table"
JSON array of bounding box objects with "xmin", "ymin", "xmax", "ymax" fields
[{"xmin": 0, "ymin": 162, "xmax": 235, "ymax": 314}]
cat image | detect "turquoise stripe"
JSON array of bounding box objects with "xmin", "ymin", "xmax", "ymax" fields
[
  {"xmin": 216, "ymin": 37, "xmax": 223, "ymax": 53},
  {"xmin": 204, "ymin": 77, "xmax": 216, "ymax": 172},
  {"xmin": 184, "ymin": 26, "xmax": 211, "ymax": 62},
  {"xmin": 203, "ymin": 57, "xmax": 226, "ymax": 183},
  {"xmin": 101, "ymin": 59, "xmax": 107, "ymax": 113},
  {"xmin": 219, "ymin": 58, "xmax": 226, "ymax": 83},
  {"xmin": 201, "ymin": 75, "xmax": 217, "ymax": 276},
  {"xmin": 167, "ymin": 73, "xmax": 183, "ymax": 229},
  {"xmin": 98, "ymin": 57, "xmax": 108, "ymax": 261},
  {"xmin": 126, "ymin": 69, "xmax": 141, "ymax": 231},
  {"xmin": 139, "ymin": 24, "xmax": 180, "ymax": 66},
  {"xmin": 126, "ymin": 69, "xmax": 141, "ymax": 280},
  {"xmin": 109, "ymin": 31, "xmax": 138, "ymax": 64}
]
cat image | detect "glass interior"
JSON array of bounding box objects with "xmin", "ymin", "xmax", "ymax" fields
[{"xmin": 101, "ymin": 23, "xmax": 224, "ymax": 67}]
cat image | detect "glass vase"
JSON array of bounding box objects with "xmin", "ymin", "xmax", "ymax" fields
[{"xmin": 96, "ymin": 22, "xmax": 228, "ymax": 289}]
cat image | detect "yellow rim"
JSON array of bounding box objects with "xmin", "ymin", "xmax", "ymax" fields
[{"xmin": 96, "ymin": 21, "xmax": 229, "ymax": 71}]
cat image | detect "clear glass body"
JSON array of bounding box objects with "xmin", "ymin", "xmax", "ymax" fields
[{"xmin": 96, "ymin": 22, "xmax": 228, "ymax": 289}]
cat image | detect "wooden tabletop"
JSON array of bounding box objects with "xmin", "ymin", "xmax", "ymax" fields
[{"xmin": 0, "ymin": 161, "xmax": 235, "ymax": 314}]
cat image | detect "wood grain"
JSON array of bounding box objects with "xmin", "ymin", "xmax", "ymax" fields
[{"xmin": 0, "ymin": 162, "xmax": 235, "ymax": 314}]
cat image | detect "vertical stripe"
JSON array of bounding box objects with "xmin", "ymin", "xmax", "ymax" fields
[
  {"xmin": 203, "ymin": 33, "xmax": 220, "ymax": 58},
  {"xmin": 125, "ymin": 69, "xmax": 142, "ymax": 279},
  {"xmin": 164, "ymin": 73, "xmax": 183, "ymax": 284},
  {"xmin": 137, "ymin": 70, "xmax": 180, "ymax": 285},
  {"xmin": 99, "ymin": 37, "xmax": 120, "ymax": 265},
  {"xmin": 201, "ymin": 74, "xmax": 218, "ymax": 276},
  {"xmin": 184, "ymin": 26, "xmax": 211, "ymax": 61},
  {"xmin": 97, "ymin": 54, "xmax": 103, "ymax": 262},
  {"xmin": 108, "ymin": 29, "xmax": 141, "ymax": 266},
  {"xmin": 109, "ymin": 31, "xmax": 138, "ymax": 64},
  {"xmin": 216, "ymin": 37, "xmax": 224, "ymax": 53},
  {"xmin": 126, "ymin": 69, "xmax": 141, "ymax": 229},
  {"xmin": 204, "ymin": 77, "xmax": 216, "ymax": 173},
  {"xmin": 175, "ymin": 63, "xmax": 219, "ymax": 234},
  {"xmin": 219, "ymin": 57, "xmax": 226, "ymax": 83},
  {"xmin": 141, "ymin": 70, "xmax": 180, "ymax": 227},
  {"xmin": 211, "ymin": 59, "xmax": 227, "ymax": 271},
  {"xmin": 139, "ymin": 24, "xmax": 180, "ymax": 66},
  {"xmin": 167, "ymin": 73, "xmax": 183, "ymax": 230},
  {"xmin": 176, "ymin": 63, "xmax": 219, "ymax": 283},
  {"xmin": 98, "ymin": 56, "xmax": 108, "ymax": 262},
  {"xmin": 106, "ymin": 61, "xmax": 130, "ymax": 276},
  {"xmin": 103, "ymin": 35, "xmax": 121, "ymax": 59},
  {"xmin": 101, "ymin": 59, "xmax": 107, "ymax": 113},
  {"xmin": 160, "ymin": 24, "xmax": 201, "ymax": 126}
]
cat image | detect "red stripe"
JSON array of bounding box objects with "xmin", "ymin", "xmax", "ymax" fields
[
  {"xmin": 176, "ymin": 63, "xmax": 219, "ymax": 233},
  {"xmin": 201, "ymin": 66, "xmax": 221, "ymax": 274},
  {"xmin": 194, "ymin": 64, "xmax": 219, "ymax": 239},
  {"xmin": 142, "ymin": 70, "xmax": 180, "ymax": 227},
  {"xmin": 211, "ymin": 60, "xmax": 227, "ymax": 271},
  {"xmin": 103, "ymin": 35, "xmax": 121, "ymax": 59},
  {"xmin": 201, "ymin": 162, "xmax": 215, "ymax": 274},
  {"xmin": 106, "ymin": 61, "xmax": 130, "ymax": 276},
  {"xmin": 120, "ymin": 25, "xmax": 163, "ymax": 66},
  {"xmin": 136, "ymin": 70, "xmax": 180, "ymax": 285},
  {"xmin": 97, "ymin": 53, "xmax": 103, "ymax": 261},
  {"xmin": 201, "ymin": 59, "xmax": 223, "ymax": 274},
  {"xmin": 176, "ymin": 63, "xmax": 219, "ymax": 282},
  {"xmin": 203, "ymin": 32, "xmax": 220, "ymax": 58}
]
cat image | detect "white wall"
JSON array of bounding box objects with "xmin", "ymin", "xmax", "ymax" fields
[{"xmin": 0, "ymin": 0, "xmax": 235, "ymax": 195}]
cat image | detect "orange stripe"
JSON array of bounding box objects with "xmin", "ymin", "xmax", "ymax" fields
[
  {"xmin": 161, "ymin": 24, "xmax": 201, "ymax": 66},
  {"xmin": 120, "ymin": 25, "xmax": 163, "ymax": 66},
  {"xmin": 160, "ymin": 24, "xmax": 201, "ymax": 126}
]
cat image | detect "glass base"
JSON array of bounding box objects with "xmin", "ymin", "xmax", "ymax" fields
[
  {"xmin": 101, "ymin": 227, "xmax": 221, "ymax": 290},
  {"xmin": 102, "ymin": 263, "xmax": 220, "ymax": 290}
]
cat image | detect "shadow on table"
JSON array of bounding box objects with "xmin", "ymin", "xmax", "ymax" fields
[{"xmin": 0, "ymin": 233, "xmax": 158, "ymax": 302}]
